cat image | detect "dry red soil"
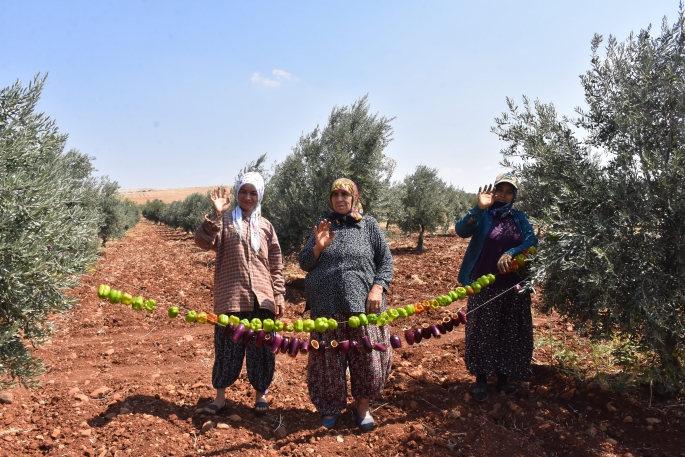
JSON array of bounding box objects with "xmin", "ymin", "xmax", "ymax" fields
[
  {"xmin": 120, "ymin": 187, "xmax": 219, "ymax": 205},
  {"xmin": 1, "ymin": 220, "xmax": 683, "ymax": 457}
]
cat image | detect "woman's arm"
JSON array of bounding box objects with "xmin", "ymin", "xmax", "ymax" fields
[
  {"xmin": 194, "ymin": 213, "xmax": 222, "ymax": 252},
  {"xmin": 455, "ymin": 205, "xmax": 485, "ymax": 238},
  {"xmin": 370, "ymin": 218, "xmax": 394, "ymax": 291}
]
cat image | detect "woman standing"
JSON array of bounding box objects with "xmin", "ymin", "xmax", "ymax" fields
[
  {"xmin": 195, "ymin": 172, "xmax": 285, "ymax": 414},
  {"xmin": 298, "ymin": 178, "xmax": 394, "ymax": 431},
  {"xmin": 455, "ymin": 172, "xmax": 537, "ymax": 402}
]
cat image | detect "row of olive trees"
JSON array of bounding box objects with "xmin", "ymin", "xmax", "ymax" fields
[
  {"xmin": 141, "ymin": 192, "xmax": 213, "ymax": 234},
  {"xmin": 0, "ymin": 75, "xmax": 140, "ymax": 388},
  {"xmin": 494, "ymin": 9, "xmax": 685, "ymax": 394}
]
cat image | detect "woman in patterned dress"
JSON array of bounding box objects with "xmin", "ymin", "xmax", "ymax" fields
[
  {"xmin": 455, "ymin": 172, "xmax": 537, "ymax": 402},
  {"xmin": 298, "ymin": 178, "xmax": 394, "ymax": 431},
  {"xmin": 195, "ymin": 172, "xmax": 285, "ymax": 415}
]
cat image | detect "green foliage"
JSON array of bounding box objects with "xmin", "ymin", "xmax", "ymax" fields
[
  {"xmin": 398, "ymin": 165, "xmax": 449, "ymax": 250},
  {"xmin": 98, "ymin": 179, "xmax": 141, "ymax": 246},
  {"xmin": 141, "ymin": 199, "xmax": 165, "ymax": 224},
  {"xmin": 264, "ymin": 95, "xmax": 395, "ymax": 255},
  {"xmin": 443, "ymin": 185, "xmax": 474, "ymax": 234},
  {"xmin": 0, "ymin": 75, "xmax": 101, "ymax": 388},
  {"xmin": 492, "ymin": 8, "xmax": 685, "ymax": 391}
]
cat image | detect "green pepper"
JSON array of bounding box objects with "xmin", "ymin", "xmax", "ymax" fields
[
  {"xmin": 387, "ymin": 309, "xmax": 400, "ymax": 321},
  {"xmin": 294, "ymin": 320, "xmax": 304, "ymax": 333},
  {"xmin": 97, "ymin": 284, "xmax": 111, "ymax": 299},
  {"xmin": 251, "ymin": 318, "xmax": 263, "ymax": 331},
  {"xmin": 430, "ymin": 299, "xmax": 439, "ymax": 309},
  {"xmin": 471, "ymin": 282, "xmax": 482, "ymax": 293},
  {"xmin": 274, "ymin": 320, "xmax": 284, "ymax": 332},
  {"xmin": 456, "ymin": 287, "xmax": 467, "ymax": 299},
  {"xmin": 131, "ymin": 300, "xmax": 144, "ymax": 311},
  {"xmin": 327, "ymin": 318, "xmax": 338, "ymax": 331},
  {"xmin": 143, "ymin": 300, "xmax": 156, "ymax": 313},
  {"xmin": 229, "ymin": 315, "xmax": 240, "ymax": 326},
  {"xmin": 108, "ymin": 290, "xmax": 122, "ymax": 304},
  {"xmin": 396, "ymin": 308, "xmax": 408, "ymax": 318},
  {"xmin": 486, "ymin": 273, "xmax": 496, "ymax": 284},
  {"xmin": 478, "ymin": 276, "xmax": 489, "ymax": 288},
  {"xmin": 263, "ymin": 318, "xmax": 275, "ymax": 332},
  {"xmin": 131, "ymin": 296, "xmax": 144, "ymax": 309},
  {"xmin": 185, "ymin": 310, "xmax": 198, "ymax": 323},
  {"xmin": 367, "ymin": 313, "xmax": 378, "ymax": 324},
  {"xmin": 404, "ymin": 304, "xmax": 415, "ymax": 316},
  {"xmin": 379, "ymin": 312, "xmax": 389, "ymax": 321},
  {"xmin": 377, "ymin": 317, "xmax": 388, "ymax": 327},
  {"xmin": 348, "ymin": 316, "xmax": 360, "ymax": 328},
  {"xmin": 240, "ymin": 318, "xmax": 250, "ymax": 327},
  {"xmin": 303, "ymin": 319, "xmax": 315, "ymax": 332},
  {"xmin": 357, "ymin": 313, "xmax": 368, "ymax": 326},
  {"xmin": 120, "ymin": 293, "xmax": 133, "ymax": 306},
  {"xmin": 449, "ymin": 291, "xmax": 459, "ymax": 301},
  {"xmin": 314, "ymin": 318, "xmax": 329, "ymax": 333},
  {"xmin": 218, "ymin": 314, "xmax": 229, "ymax": 326}
]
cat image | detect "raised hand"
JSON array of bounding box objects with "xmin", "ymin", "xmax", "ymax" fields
[
  {"xmin": 477, "ymin": 183, "xmax": 495, "ymax": 210},
  {"xmin": 312, "ymin": 220, "xmax": 335, "ymax": 260},
  {"xmin": 210, "ymin": 186, "xmax": 231, "ymax": 217}
]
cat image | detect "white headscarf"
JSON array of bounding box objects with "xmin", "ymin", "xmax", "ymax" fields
[{"xmin": 232, "ymin": 172, "xmax": 265, "ymax": 255}]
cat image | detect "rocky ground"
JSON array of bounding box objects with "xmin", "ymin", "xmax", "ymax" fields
[{"xmin": 0, "ymin": 220, "xmax": 683, "ymax": 457}]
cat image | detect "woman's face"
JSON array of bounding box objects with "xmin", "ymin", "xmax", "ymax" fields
[
  {"xmin": 494, "ymin": 182, "xmax": 516, "ymax": 204},
  {"xmin": 331, "ymin": 189, "xmax": 353, "ymax": 214},
  {"xmin": 238, "ymin": 183, "xmax": 259, "ymax": 213}
]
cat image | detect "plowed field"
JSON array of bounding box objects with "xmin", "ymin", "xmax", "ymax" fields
[{"xmin": 1, "ymin": 220, "xmax": 683, "ymax": 457}]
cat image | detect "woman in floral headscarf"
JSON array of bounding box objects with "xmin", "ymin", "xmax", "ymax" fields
[
  {"xmin": 195, "ymin": 172, "xmax": 285, "ymax": 415},
  {"xmin": 298, "ymin": 178, "xmax": 394, "ymax": 431}
]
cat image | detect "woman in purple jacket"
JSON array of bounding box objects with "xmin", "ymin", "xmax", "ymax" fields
[{"xmin": 455, "ymin": 172, "xmax": 537, "ymax": 402}]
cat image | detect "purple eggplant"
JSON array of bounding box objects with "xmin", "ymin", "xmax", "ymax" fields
[
  {"xmin": 254, "ymin": 329, "xmax": 266, "ymax": 348},
  {"xmin": 309, "ymin": 339, "xmax": 320, "ymax": 351},
  {"xmin": 330, "ymin": 340, "xmax": 340, "ymax": 355},
  {"xmin": 436, "ymin": 323, "xmax": 446, "ymax": 335},
  {"xmin": 350, "ymin": 340, "xmax": 360, "ymax": 354},
  {"xmin": 270, "ymin": 333, "xmax": 283, "ymax": 354},
  {"xmin": 241, "ymin": 328, "xmax": 255, "ymax": 345},
  {"xmin": 280, "ymin": 337, "xmax": 290, "ymax": 354},
  {"xmin": 443, "ymin": 317, "xmax": 454, "ymax": 332},
  {"xmin": 362, "ymin": 336, "xmax": 373, "ymax": 353},
  {"xmin": 222, "ymin": 322, "xmax": 235, "ymax": 339},
  {"xmin": 338, "ymin": 340, "xmax": 351, "ymax": 354},
  {"xmin": 299, "ymin": 340, "xmax": 310, "ymax": 355},
  {"xmin": 413, "ymin": 327, "xmax": 423, "ymax": 344},
  {"xmin": 390, "ymin": 334, "xmax": 402, "ymax": 349},
  {"xmin": 429, "ymin": 324, "xmax": 442, "ymax": 339},
  {"xmin": 373, "ymin": 342, "xmax": 388, "ymax": 352},
  {"xmin": 421, "ymin": 323, "xmax": 432, "ymax": 340},
  {"xmin": 288, "ymin": 338, "xmax": 300, "ymax": 357},
  {"xmin": 404, "ymin": 328, "xmax": 415, "ymax": 345},
  {"xmin": 457, "ymin": 310, "xmax": 467, "ymax": 325},
  {"xmin": 231, "ymin": 324, "xmax": 246, "ymax": 343}
]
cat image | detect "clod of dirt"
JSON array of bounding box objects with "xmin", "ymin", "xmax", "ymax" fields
[
  {"xmin": 463, "ymin": 393, "xmax": 471, "ymax": 403},
  {"xmin": 0, "ymin": 393, "xmax": 13, "ymax": 404},
  {"xmin": 201, "ymin": 421, "xmax": 215, "ymax": 433},
  {"xmin": 217, "ymin": 423, "xmax": 229, "ymax": 429},
  {"xmin": 228, "ymin": 414, "xmax": 242, "ymax": 422},
  {"xmin": 89, "ymin": 387, "xmax": 111, "ymax": 399},
  {"xmin": 275, "ymin": 427, "xmax": 288, "ymax": 438},
  {"xmin": 645, "ymin": 418, "xmax": 661, "ymax": 425},
  {"xmin": 606, "ymin": 402, "xmax": 618, "ymax": 413},
  {"xmin": 623, "ymin": 416, "xmax": 633, "ymax": 423}
]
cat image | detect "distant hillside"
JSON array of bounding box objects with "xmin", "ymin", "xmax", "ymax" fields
[{"xmin": 120, "ymin": 186, "xmax": 229, "ymax": 204}]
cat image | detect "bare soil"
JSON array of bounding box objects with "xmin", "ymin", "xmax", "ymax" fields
[{"xmin": 1, "ymin": 220, "xmax": 683, "ymax": 457}]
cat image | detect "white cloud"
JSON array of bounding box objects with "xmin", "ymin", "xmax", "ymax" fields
[
  {"xmin": 250, "ymin": 72, "xmax": 280, "ymax": 87},
  {"xmin": 250, "ymin": 69, "xmax": 299, "ymax": 87},
  {"xmin": 272, "ymin": 69, "xmax": 298, "ymax": 81}
]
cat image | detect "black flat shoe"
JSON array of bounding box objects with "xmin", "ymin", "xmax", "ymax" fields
[
  {"xmin": 471, "ymin": 383, "xmax": 488, "ymax": 402},
  {"xmin": 496, "ymin": 383, "xmax": 518, "ymax": 396}
]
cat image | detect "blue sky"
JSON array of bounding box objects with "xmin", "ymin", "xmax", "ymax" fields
[{"xmin": 1, "ymin": 1, "xmax": 679, "ymax": 192}]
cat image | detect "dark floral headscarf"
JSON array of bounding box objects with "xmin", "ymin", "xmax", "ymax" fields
[{"xmin": 328, "ymin": 178, "xmax": 365, "ymax": 223}]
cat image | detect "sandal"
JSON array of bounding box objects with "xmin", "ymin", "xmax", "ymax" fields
[
  {"xmin": 202, "ymin": 403, "xmax": 225, "ymax": 415},
  {"xmin": 352, "ymin": 405, "xmax": 374, "ymax": 432},
  {"xmin": 254, "ymin": 399, "xmax": 269, "ymax": 415},
  {"xmin": 471, "ymin": 383, "xmax": 489, "ymax": 402},
  {"xmin": 321, "ymin": 413, "xmax": 340, "ymax": 429}
]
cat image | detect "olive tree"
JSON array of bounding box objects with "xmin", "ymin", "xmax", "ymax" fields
[
  {"xmin": 492, "ymin": 8, "xmax": 685, "ymax": 393},
  {"xmin": 398, "ymin": 165, "xmax": 449, "ymax": 250},
  {"xmin": 0, "ymin": 75, "xmax": 101, "ymax": 388},
  {"xmin": 264, "ymin": 95, "xmax": 395, "ymax": 255}
]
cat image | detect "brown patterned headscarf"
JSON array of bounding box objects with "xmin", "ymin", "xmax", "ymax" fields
[{"xmin": 328, "ymin": 178, "xmax": 364, "ymax": 222}]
